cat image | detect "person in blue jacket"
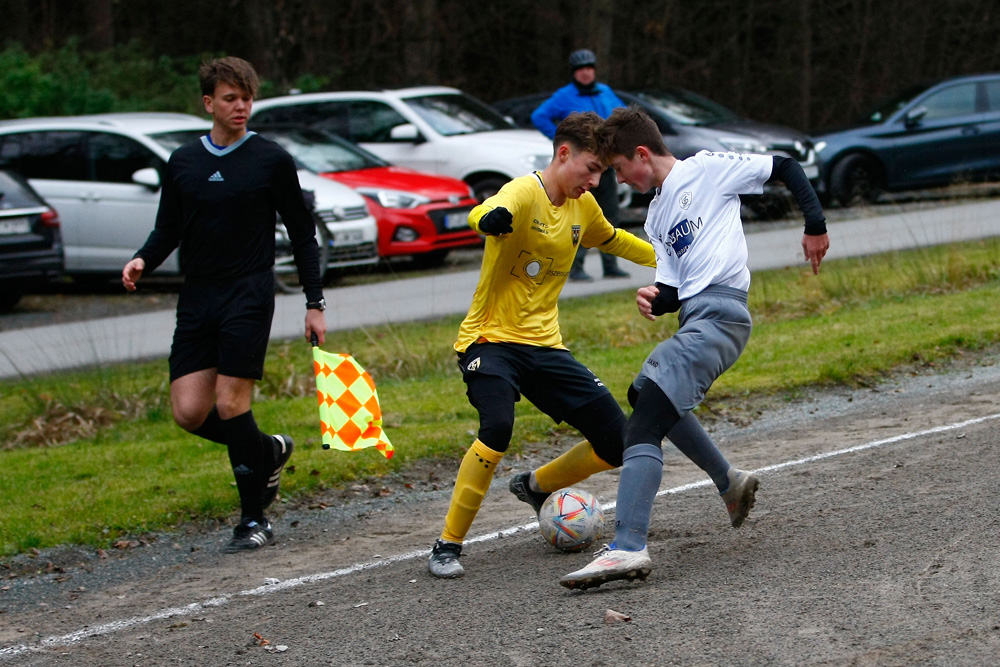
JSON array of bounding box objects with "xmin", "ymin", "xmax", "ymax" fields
[{"xmin": 531, "ymin": 48, "xmax": 630, "ymax": 281}]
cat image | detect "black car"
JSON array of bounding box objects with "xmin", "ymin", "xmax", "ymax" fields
[
  {"xmin": 0, "ymin": 168, "xmax": 63, "ymax": 311},
  {"xmin": 814, "ymin": 72, "xmax": 1000, "ymax": 207},
  {"xmin": 494, "ymin": 88, "xmax": 820, "ymax": 218}
]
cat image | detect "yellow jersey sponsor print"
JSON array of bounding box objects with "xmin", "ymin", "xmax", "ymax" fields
[{"xmin": 456, "ymin": 172, "xmax": 653, "ymax": 352}]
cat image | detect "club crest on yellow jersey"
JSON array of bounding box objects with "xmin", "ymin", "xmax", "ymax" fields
[{"xmin": 572, "ymin": 224, "xmax": 581, "ymax": 246}]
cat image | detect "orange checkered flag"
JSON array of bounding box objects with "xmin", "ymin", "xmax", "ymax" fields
[{"xmin": 312, "ymin": 345, "xmax": 394, "ymax": 458}]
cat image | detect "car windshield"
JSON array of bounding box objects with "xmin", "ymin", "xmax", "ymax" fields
[
  {"xmin": 149, "ymin": 127, "xmax": 386, "ymax": 172},
  {"xmin": 630, "ymin": 88, "xmax": 742, "ymax": 126},
  {"xmin": 148, "ymin": 130, "xmax": 207, "ymax": 152},
  {"xmin": 253, "ymin": 127, "xmax": 386, "ymax": 172},
  {"xmin": 403, "ymin": 93, "xmax": 514, "ymax": 136},
  {"xmin": 858, "ymin": 84, "xmax": 930, "ymax": 124},
  {"xmin": 0, "ymin": 171, "xmax": 43, "ymax": 209}
]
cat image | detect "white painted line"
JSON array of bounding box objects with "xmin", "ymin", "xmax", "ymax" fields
[{"xmin": 4, "ymin": 411, "xmax": 999, "ymax": 659}]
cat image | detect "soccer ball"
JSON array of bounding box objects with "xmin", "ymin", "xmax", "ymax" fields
[{"xmin": 538, "ymin": 487, "xmax": 605, "ymax": 552}]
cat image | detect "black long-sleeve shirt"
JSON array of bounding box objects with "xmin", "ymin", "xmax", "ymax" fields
[
  {"xmin": 136, "ymin": 133, "xmax": 323, "ymax": 302},
  {"xmin": 766, "ymin": 155, "xmax": 827, "ymax": 236}
]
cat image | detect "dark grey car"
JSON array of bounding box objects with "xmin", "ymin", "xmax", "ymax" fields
[
  {"xmin": 0, "ymin": 167, "xmax": 63, "ymax": 311},
  {"xmin": 814, "ymin": 72, "xmax": 1000, "ymax": 207},
  {"xmin": 493, "ymin": 87, "xmax": 820, "ymax": 217}
]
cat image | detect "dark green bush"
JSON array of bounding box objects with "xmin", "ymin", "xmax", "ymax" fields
[
  {"xmin": 0, "ymin": 40, "xmax": 207, "ymax": 120},
  {"xmin": 0, "ymin": 41, "xmax": 332, "ymax": 121}
]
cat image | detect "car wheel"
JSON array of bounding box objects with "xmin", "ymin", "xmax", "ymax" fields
[
  {"xmin": 830, "ymin": 154, "xmax": 882, "ymax": 207},
  {"xmin": 744, "ymin": 194, "xmax": 791, "ymax": 220},
  {"xmin": 0, "ymin": 284, "xmax": 24, "ymax": 312},
  {"xmin": 469, "ymin": 176, "xmax": 508, "ymax": 203},
  {"xmin": 274, "ymin": 215, "xmax": 332, "ymax": 294}
]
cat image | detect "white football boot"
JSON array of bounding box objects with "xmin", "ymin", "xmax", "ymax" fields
[
  {"xmin": 559, "ymin": 545, "xmax": 652, "ymax": 590},
  {"xmin": 721, "ymin": 468, "xmax": 759, "ymax": 528}
]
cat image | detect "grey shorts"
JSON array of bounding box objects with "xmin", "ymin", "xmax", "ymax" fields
[{"xmin": 632, "ymin": 284, "xmax": 752, "ymax": 414}]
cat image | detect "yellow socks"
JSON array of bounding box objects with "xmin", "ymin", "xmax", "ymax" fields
[
  {"xmin": 440, "ymin": 439, "xmax": 505, "ymax": 544},
  {"xmin": 533, "ymin": 440, "xmax": 614, "ymax": 493}
]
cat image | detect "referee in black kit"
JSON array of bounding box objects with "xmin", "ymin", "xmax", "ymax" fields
[{"xmin": 122, "ymin": 57, "xmax": 326, "ymax": 553}]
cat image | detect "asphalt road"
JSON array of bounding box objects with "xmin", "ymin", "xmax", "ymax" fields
[{"xmin": 1, "ymin": 195, "xmax": 999, "ymax": 379}]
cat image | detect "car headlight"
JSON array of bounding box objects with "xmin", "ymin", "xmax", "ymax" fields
[
  {"xmin": 356, "ymin": 188, "xmax": 430, "ymax": 209},
  {"xmin": 813, "ymin": 140, "xmax": 827, "ymax": 154},
  {"xmin": 519, "ymin": 153, "xmax": 552, "ymax": 172},
  {"xmin": 718, "ymin": 137, "xmax": 770, "ymax": 154}
]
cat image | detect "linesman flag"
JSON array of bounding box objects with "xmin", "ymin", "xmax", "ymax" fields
[{"xmin": 312, "ymin": 347, "xmax": 394, "ymax": 458}]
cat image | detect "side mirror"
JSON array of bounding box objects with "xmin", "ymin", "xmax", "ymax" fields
[
  {"xmin": 132, "ymin": 167, "xmax": 161, "ymax": 190},
  {"xmin": 904, "ymin": 106, "xmax": 927, "ymax": 127},
  {"xmin": 389, "ymin": 123, "xmax": 424, "ymax": 144}
]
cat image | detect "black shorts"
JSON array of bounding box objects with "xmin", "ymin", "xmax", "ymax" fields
[
  {"xmin": 169, "ymin": 270, "xmax": 276, "ymax": 382},
  {"xmin": 457, "ymin": 342, "xmax": 612, "ymax": 423}
]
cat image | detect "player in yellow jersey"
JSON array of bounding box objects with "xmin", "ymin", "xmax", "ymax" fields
[{"xmin": 428, "ymin": 112, "xmax": 656, "ymax": 578}]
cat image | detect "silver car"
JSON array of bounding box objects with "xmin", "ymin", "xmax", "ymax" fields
[{"xmin": 0, "ymin": 113, "xmax": 379, "ymax": 287}]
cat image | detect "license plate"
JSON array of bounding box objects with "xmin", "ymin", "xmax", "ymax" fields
[
  {"xmin": 332, "ymin": 230, "xmax": 364, "ymax": 245},
  {"xmin": 444, "ymin": 212, "xmax": 470, "ymax": 230},
  {"xmin": 803, "ymin": 165, "xmax": 819, "ymax": 180},
  {"xmin": 0, "ymin": 217, "xmax": 30, "ymax": 235}
]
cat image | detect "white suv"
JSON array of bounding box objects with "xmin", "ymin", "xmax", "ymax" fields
[
  {"xmin": 250, "ymin": 87, "xmax": 554, "ymax": 201},
  {"xmin": 0, "ymin": 113, "xmax": 379, "ymax": 285}
]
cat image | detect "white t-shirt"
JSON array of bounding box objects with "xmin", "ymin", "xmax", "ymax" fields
[{"xmin": 645, "ymin": 150, "xmax": 773, "ymax": 299}]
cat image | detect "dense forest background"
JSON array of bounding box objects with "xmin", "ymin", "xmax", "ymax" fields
[{"xmin": 2, "ymin": 0, "xmax": 999, "ymax": 133}]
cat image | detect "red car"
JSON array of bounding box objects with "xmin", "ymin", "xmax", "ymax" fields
[{"xmin": 255, "ymin": 125, "xmax": 482, "ymax": 265}]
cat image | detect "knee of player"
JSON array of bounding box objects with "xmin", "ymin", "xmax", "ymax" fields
[
  {"xmin": 622, "ymin": 418, "xmax": 667, "ymax": 451},
  {"xmin": 567, "ymin": 395, "xmax": 628, "ymax": 468},
  {"xmin": 477, "ymin": 412, "xmax": 515, "ymax": 452},
  {"xmin": 172, "ymin": 405, "xmax": 206, "ymax": 432}
]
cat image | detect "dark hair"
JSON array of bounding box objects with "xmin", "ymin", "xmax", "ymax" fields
[
  {"xmin": 199, "ymin": 57, "xmax": 260, "ymax": 98},
  {"xmin": 552, "ymin": 111, "xmax": 602, "ymax": 158},
  {"xmin": 598, "ymin": 106, "xmax": 671, "ymax": 160}
]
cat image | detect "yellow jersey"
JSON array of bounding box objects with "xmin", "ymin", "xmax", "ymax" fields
[{"xmin": 455, "ymin": 172, "xmax": 655, "ymax": 352}]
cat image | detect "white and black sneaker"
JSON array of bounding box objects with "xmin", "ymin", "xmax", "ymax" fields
[
  {"xmin": 428, "ymin": 539, "xmax": 464, "ymax": 578},
  {"xmin": 262, "ymin": 435, "xmax": 294, "ymax": 510},
  {"xmin": 224, "ymin": 518, "xmax": 274, "ymax": 553}
]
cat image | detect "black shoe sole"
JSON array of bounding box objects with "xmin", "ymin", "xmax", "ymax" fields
[
  {"xmin": 560, "ymin": 566, "xmax": 651, "ymax": 590},
  {"xmin": 223, "ymin": 532, "xmax": 275, "ymax": 553}
]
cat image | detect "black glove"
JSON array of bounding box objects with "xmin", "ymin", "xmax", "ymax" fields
[
  {"xmin": 650, "ymin": 283, "xmax": 681, "ymax": 315},
  {"xmin": 478, "ymin": 207, "xmax": 513, "ymax": 235}
]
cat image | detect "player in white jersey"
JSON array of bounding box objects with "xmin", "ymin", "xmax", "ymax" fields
[
  {"xmin": 426, "ymin": 112, "xmax": 656, "ymax": 579},
  {"xmin": 560, "ymin": 106, "xmax": 829, "ymax": 590}
]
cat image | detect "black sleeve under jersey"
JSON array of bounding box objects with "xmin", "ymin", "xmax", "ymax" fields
[
  {"xmin": 650, "ymin": 282, "xmax": 681, "ymax": 315},
  {"xmin": 766, "ymin": 156, "xmax": 827, "ymax": 236},
  {"xmin": 135, "ymin": 158, "xmax": 182, "ymax": 273},
  {"xmin": 271, "ymin": 150, "xmax": 323, "ymax": 303}
]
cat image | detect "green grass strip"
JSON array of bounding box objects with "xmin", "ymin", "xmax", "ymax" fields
[{"xmin": 1, "ymin": 238, "xmax": 998, "ymax": 556}]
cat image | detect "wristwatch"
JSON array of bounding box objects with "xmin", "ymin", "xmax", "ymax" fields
[{"xmin": 306, "ymin": 298, "xmax": 326, "ymax": 311}]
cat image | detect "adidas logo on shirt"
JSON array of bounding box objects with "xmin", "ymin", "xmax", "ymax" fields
[{"xmin": 208, "ymin": 171, "xmax": 224, "ymax": 182}]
